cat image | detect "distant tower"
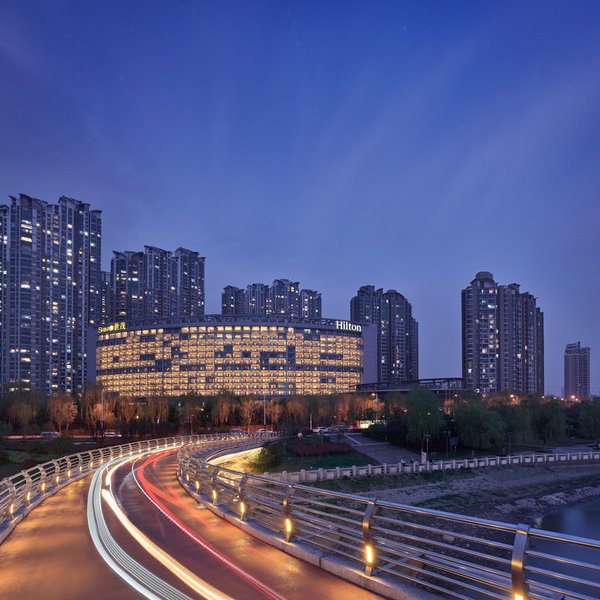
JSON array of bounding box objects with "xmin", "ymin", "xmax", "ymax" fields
[
  {"xmin": 246, "ymin": 283, "xmax": 270, "ymax": 316},
  {"xmin": 351, "ymin": 285, "xmax": 418, "ymax": 385},
  {"xmin": 110, "ymin": 246, "xmax": 205, "ymax": 322},
  {"xmin": 270, "ymin": 279, "xmax": 300, "ymax": 318},
  {"xmin": 564, "ymin": 342, "xmax": 591, "ymax": 401},
  {"xmin": 300, "ymin": 289, "xmax": 321, "ymax": 319},
  {"xmin": 222, "ymin": 285, "xmax": 246, "ymax": 316},
  {"xmin": 462, "ymin": 272, "xmax": 544, "ymax": 396}
]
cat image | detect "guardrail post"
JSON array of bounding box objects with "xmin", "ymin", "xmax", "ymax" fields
[
  {"xmin": 238, "ymin": 474, "xmax": 248, "ymax": 520},
  {"xmin": 23, "ymin": 473, "xmax": 32, "ymax": 505},
  {"xmin": 362, "ymin": 499, "xmax": 378, "ymax": 576},
  {"xmin": 511, "ymin": 524, "xmax": 531, "ymax": 600},
  {"xmin": 210, "ymin": 467, "xmax": 220, "ymax": 505},
  {"xmin": 282, "ymin": 485, "xmax": 295, "ymax": 542},
  {"xmin": 52, "ymin": 460, "xmax": 61, "ymax": 486}
]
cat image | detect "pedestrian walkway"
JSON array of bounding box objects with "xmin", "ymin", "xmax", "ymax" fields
[{"xmin": 344, "ymin": 432, "xmax": 420, "ymax": 464}]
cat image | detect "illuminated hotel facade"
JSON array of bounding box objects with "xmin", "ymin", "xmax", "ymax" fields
[{"xmin": 96, "ymin": 316, "xmax": 376, "ymax": 398}]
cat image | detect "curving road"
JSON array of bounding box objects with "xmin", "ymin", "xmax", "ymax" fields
[{"xmin": 1, "ymin": 447, "xmax": 380, "ymax": 599}]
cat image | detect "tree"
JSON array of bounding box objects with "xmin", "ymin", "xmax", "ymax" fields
[
  {"xmin": 212, "ymin": 390, "xmax": 233, "ymax": 427},
  {"xmin": 486, "ymin": 394, "xmax": 533, "ymax": 445},
  {"xmin": 7, "ymin": 401, "xmax": 35, "ymax": 435},
  {"xmin": 266, "ymin": 398, "xmax": 283, "ymax": 427},
  {"xmin": 455, "ymin": 401, "xmax": 505, "ymax": 450},
  {"xmin": 580, "ymin": 398, "xmax": 600, "ymax": 440},
  {"xmin": 287, "ymin": 396, "xmax": 309, "ymax": 425},
  {"xmin": 403, "ymin": 389, "xmax": 443, "ymax": 445},
  {"xmin": 47, "ymin": 393, "xmax": 77, "ymax": 434},
  {"xmin": 240, "ymin": 396, "xmax": 258, "ymax": 431},
  {"xmin": 531, "ymin": 397, "xmax": 565, "ymax": 444}
]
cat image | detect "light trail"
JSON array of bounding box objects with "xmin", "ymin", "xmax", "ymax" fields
[
  {"xmin": 101, "ymin": 488, "xmax": 231, "ymax": 600},
  {"xmin": 132, "ymin": 452, "xmax": 287, "ymax": 600},
  {"xmin": 87, "ymin": 456, "xmax": 192, "ymax": 600}
]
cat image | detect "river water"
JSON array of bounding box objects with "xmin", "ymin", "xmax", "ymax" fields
[
  {"xmin": 539, "ymin": 497, "xmax": 600, "ymax": 541},
  {"xmin": 527, "ymin": 499, "xmax": 600, "ymax": 597}
]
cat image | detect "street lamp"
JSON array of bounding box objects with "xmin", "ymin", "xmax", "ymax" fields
[{"xmin": 424, "ymin": 434, "xmax": 431, "ymax": 462}]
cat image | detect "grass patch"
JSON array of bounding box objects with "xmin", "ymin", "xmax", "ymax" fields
[{"xmin": 312, "ymin": 467, "xmax": 477, "ymax": 494}]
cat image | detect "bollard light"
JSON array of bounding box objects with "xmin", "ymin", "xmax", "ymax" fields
[
  {"xmin": 26, "ymin": 492, "xmax": 31, "ymax": 503},
  {"xmin": 514, "ymin": 595, "xmax": 524, "ymax": 600},
  {"xmin": 195, "ymin": 480, "xmax": 200, "ymax": 492},
  {"xmin": 284, "ymin": 517, "xmax": 293, "ymax": 541},
  {"xmin": 365, "ymin": 543, "xmax": 375, "ymax": 566},
  {"xmin": 212, "ymin": 489, "xmax": 217, "ymax": 503},
  {"xmin": 240, "ymin": 501, "xmax": 246, "ymax": 517},
  {"xmin": 41, "ymin": 482, "xmax": 46, "ymax": 493},
  {"xmin": 9, "ymin": 503, "xmax": 14, "ymax": 517}
]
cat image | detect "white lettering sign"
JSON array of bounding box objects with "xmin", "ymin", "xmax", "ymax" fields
[{"xmin": 335, "ymin": 320, "xmax": 362, "ymax": 333}]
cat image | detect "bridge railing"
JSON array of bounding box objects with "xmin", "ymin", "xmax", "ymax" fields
[
  {"xmin": 265, "ymin": 449, "xmax": 600, "ymax": 483},
  {"xmin": 178, "ymin": 441, "xmax": 600, "ymax": 600},
  {"xmin": 0, "ymin": 432, "xmax": 273, "ymax": 543}
]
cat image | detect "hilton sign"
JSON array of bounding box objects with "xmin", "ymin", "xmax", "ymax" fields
[{"xmin": 335, "ymin": 320, "xmax": 362, "ymax": 333}]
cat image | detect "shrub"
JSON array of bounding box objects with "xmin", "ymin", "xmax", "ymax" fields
[
  {"xmin": 50, "ymin": 435, "xmax": 75, "ymax": 455},
  {"xmin": 284, "ymin": 440, "xmax": 351, "ymax": 457},
  {"xmin": 0, "ymin": 422, "xmax": 14, "ymax": 437},
  {"xmin": 250, "ymin": 444, "xmax": 280, "ymax": 471},
  {"xmin": 365, "ymin": 423, "xmax": 386, "ymax": 441},
  {"xmin": 27, "ymin": 440, "xmax": 48, "ymax": 454}
]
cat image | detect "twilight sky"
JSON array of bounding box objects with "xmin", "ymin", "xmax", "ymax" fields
[{"xmin": 1, "ymin": 1, "xmax": 599, "ymax": 395}]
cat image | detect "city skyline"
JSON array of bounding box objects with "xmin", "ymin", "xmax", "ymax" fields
[{"xmin": 1, "ymin": 1, "xmax": 599, "ymax": 395}]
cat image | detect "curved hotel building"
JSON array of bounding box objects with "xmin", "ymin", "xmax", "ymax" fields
[{"xmin": 96, "ymin": 316, "xmax": 376, "ymax": 398}]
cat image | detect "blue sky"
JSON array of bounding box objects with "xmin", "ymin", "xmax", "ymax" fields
[{"xmin": 1, "ymin": 1, "xmax": 599, "ymax": 395}]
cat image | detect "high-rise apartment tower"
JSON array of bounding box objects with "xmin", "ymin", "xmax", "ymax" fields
[
  {"xmin": 0, "ymin": 194, "xmax": 102, "ymax": 394},
  {"xmin": 564, "ymin": 342, "xmax": 591, "ymax": 401},
  {"xmin": 350, "ymin": 285, "xmax": 418, "ymax": 385},
  {"xmin": 462, "ymin": 272, "xmax": 544, "ymax": 396}
]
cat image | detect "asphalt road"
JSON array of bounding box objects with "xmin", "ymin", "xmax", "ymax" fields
[{"xmin": 0, "ymin": 450, "xmax": 381, "ymax": 599}]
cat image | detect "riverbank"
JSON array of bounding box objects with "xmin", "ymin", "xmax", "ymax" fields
[{"xmin": 315, "ymin": 462, "xmax": 600, "ymax": 527}]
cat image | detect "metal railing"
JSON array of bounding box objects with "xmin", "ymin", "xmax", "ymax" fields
[
  {"xmin": 0, "ymin": 432, "xmax": 272, "ymax": 543},
  {"xmin": 265, "ymin": 449, "xmax": 600, "ymax": 483},
  {"xmin": 178, "ymin": 442, "xmax": 600, "ymax": 600}
]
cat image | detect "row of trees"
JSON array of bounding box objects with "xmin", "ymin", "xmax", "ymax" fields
[
  {"xmin": 370, "ymin": 390, "xmax": 600, "ymax": 452},
  {"xmin": 1, "ymin": 384, "xmax": 600, "ymax": 452}
]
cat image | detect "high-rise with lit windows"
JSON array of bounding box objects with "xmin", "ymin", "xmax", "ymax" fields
[
  {"xmin": 221, "ymin": 279, "xmax": 321, "ymax": 319},
  {"xmin": 0, "ymin": 193, "xmax": 102, "ymax": 394},
  {"xmin": 462, "ymin": 272, "xmax": 544, "ymax": 396},
  {"xmin": 350, "ymin": 285, "xmax": 418, "ymax": 385},
  {"xmin": 109, "ymin": 246, "xmax": 205, "ymax": 323},
  {"xmin": 564, "ymin": 342, "xmax": 590, "ymax": 401},
  {"xmin": 222, "ymin": 285, "xmax": 246, "ymax": 316},
  {"xmin": 300, "ymin": 289, "xmax": 321, "ymax": 319}
]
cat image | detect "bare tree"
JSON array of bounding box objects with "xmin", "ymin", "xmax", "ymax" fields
[
  {"xmin": 7, "ymin": 401, "xmax": 35, "ymax": 436},
  {"xmin": 47, "ymin": 393, "xmax": 77, "ymax": 435},
  {"xmin": 240, "ymin": 396, "xmax": 258, "ymax": 431}
]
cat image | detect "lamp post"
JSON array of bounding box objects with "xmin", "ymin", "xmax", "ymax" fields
[{"xmin": 424, "ymin": 434, "xmax": 431, "ymax": 462}]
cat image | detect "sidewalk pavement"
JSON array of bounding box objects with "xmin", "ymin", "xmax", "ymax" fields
[{"xmin": 344, "ymin": 432, "xmax": 420, "ymax": 464}]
